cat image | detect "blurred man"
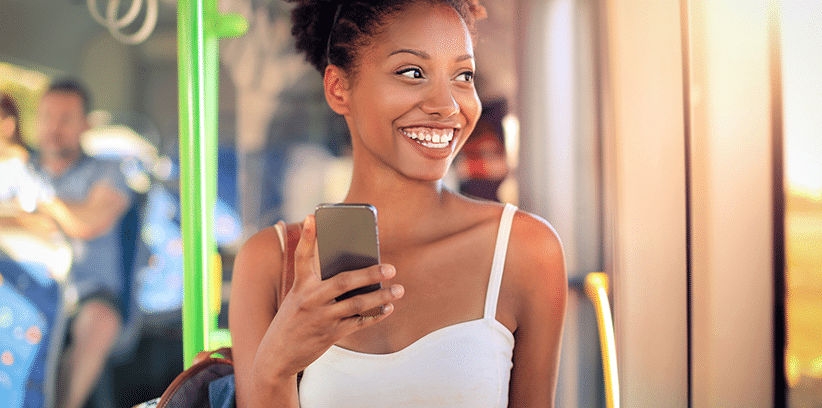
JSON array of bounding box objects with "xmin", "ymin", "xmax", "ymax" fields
[
  {"xmin": 26, "ymin": 79, "xmax": 131, "ymax": 408},
  {"xmin": 454, "ymin": 104, "xmax": 510, "ymax": 202}
]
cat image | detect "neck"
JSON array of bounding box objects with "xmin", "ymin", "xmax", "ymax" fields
[
  {"xmin": 42, "ymin": 152, "xmax": 80, "ymax": 177},
  {"xmin": 344, "ymin": 162, "xmax": 454, "ymax": 242}
]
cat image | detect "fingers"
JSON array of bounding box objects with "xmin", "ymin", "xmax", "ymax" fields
[
  {"xmin": 329, "ymin": 281, "xmax": 404, "ymax": 320},
  {"xmin": 326, "ymin": 264, "xmax": 396, "ymax": 300}
]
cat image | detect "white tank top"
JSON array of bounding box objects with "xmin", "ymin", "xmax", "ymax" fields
[{"xmin": 298, "ymin": 204, "xmax": 518, "ymax": 408}]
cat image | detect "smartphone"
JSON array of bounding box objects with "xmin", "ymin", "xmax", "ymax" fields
[{"xmin": 314, "ymin": 203, "xmax": 382, "ymax": 307}]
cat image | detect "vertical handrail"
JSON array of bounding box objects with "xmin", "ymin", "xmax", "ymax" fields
[
  {"xmin": 178, "ymin": 0, "xmax": 247, "ymax": 368},
  {"xmin": 584, "ymin": 272, "xmax": 620, "ymax": 408}
]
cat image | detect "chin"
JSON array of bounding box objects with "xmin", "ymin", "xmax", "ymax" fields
[{"xmin": 402, "ymin": 165, "xmax": 451, "ymax": 183}]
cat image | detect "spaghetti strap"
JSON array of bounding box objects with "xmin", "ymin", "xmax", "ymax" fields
[
  {"xmin": 484, "ymin": 203, "xmax": 517, "ymax": 320},
  {"xmin": 274, "ymin": 221, "xmax": 286, "ymax": 253}
]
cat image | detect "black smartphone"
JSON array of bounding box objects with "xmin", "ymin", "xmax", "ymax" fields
[{"xmin": 314, "ymin": 203, "xmax": 382, "ymax": 305}]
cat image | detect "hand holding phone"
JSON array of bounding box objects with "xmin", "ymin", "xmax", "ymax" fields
[{"xmin": 314, "ymin": 203, "xmax": 383, "ymax": 316}]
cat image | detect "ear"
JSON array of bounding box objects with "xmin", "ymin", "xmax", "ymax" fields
[{"xmin": 324, "ymin": 65, "xmax": 351, "ymax": 116}]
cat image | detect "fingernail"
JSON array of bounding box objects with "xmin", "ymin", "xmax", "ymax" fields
[
  {"xmin": 381, "ymin": 265, "xmax": 394, "ymax": 277},
  {"xmin": 382, "ymin": 303, "xmax": 394, "ymax": 314},
  {"xmin": 391, "ymin": 285, "xmax": 404, "ymax": 298}
]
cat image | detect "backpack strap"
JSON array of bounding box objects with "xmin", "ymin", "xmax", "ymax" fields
[{"xmin": 277, "ymin": 221, "xmax": 302, "ymax": 308}]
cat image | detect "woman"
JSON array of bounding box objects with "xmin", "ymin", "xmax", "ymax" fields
[
  {"xmin": 0, "ymin": 92, "xmax": 45, "ymax": 212},
  {"xmin": 229, "ymin": 1, "xmax": 567, "ymax": 406},
  {"xmin": 0, "ymin": 92, "xmax": 29, "ymax": 162}
]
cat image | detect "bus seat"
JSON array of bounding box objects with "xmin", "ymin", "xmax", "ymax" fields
[
  {"xmin": 90, "ymin": 191, "xmax": 149, "ymax": 408},
  {"xmin": 0, "ymin": 257, "xmax": 68, "ymax": 408},
  {"xmin": 110, "ymin": 191, "xmax": 149, "ymax": 362}
]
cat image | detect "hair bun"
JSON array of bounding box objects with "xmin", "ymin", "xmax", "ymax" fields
[{"xmin": 287, "ymin": 0, "xmax": 487, "ymax": 74}]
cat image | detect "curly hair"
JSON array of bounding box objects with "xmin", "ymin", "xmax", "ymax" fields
[{"xmin": 286, "ymin": 0, "xmax": 486, "ymax": 75}]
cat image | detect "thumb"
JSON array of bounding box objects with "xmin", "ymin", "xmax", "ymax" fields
[{"xmin": 293, "ymin": 214, "xmax": 321, "ymax": 286}]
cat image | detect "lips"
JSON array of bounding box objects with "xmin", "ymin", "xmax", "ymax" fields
[{"xmin": 401, "ymin": 126, "xmax": 455, "ymax": 149}]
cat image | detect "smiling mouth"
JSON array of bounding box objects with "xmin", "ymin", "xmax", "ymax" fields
[{"xmin": 401, "ymin": 127, "xmax": 455, "ymax": 149}]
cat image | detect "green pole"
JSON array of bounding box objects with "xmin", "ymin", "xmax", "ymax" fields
[{"xmin": 178, "ymin": 0, "xmax": 247, "ymax": 368}]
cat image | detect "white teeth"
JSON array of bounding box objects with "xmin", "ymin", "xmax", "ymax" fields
[{"xmin": 402, "ymin": 127, "xmax": 455, "ymax": 149}]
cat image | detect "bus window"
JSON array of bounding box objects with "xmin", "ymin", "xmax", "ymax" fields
[{"xmin": 781, "ymin": 1, "xmax": 822, "ymax": 405}]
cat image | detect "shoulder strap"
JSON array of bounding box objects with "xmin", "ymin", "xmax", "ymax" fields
[
  {"xmin": 278, "ymin": 221, "xmax": 302, "ymax": 308},
  {"xmin": 484, "ymin": 203, "xmax": 517, "ymax": 320}
]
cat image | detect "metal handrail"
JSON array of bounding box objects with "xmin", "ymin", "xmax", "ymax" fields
[
  {"xmin": 584, "ymin": 272, "xmax": 620, "ymax": 408},
  {"xmin": 177, "ymin": 0, "xmax": 247, "ymax": 367}
]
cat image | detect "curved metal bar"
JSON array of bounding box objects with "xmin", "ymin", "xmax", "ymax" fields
[{"xmin": 584, "ymin": 272, "xmax": 620, "ymax": 408}]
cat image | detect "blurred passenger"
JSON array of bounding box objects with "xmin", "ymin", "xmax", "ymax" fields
[
  {"xmin": 0, "ymin": 92, "xmax": 46, "ymax": 213},
  {"xmin": 454, "ymin": 106, "xmax": 509, "ymax": 202},
  {"xmin": 0, "ymin": 92, "xmax": 29, "ymax": 162},
  {"xmin": 23, "ymin": 79, "xmax": 132, "ymax": 408}
]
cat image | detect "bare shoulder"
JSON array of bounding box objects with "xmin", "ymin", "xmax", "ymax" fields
[
  {"xmin": 505, "ymin": 209, "xmax": 566, "ymax": 312},
  {"xmin": 446, "ymin": 193, "xmax": 510, "ymax": 230},
  {"xmin": 509, "ymin": 209, "xmax": 564, "ymax": 270},
  {"xmin": 230, "ymin": 226, "xmax": 284, "ymax": 309},
  {"xmin": 235, "ymin": 226, "xmax": 284, "ymax": 264}
]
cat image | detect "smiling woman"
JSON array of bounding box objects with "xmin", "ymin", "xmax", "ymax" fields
[{"xmin": 227, "ymin": 0, "xmax": 567, "ymax": 407}]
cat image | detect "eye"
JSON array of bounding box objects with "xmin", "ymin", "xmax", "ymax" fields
[
  {"xmin": 455, "ymin": 71, "xmax": 474, "ymax": 83},
  {"xmin": 397, "ymin": 67, "xmax": 423, "ymax": 79}
]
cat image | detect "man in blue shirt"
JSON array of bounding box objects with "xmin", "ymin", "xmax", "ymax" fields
[{"xmin": 22, "ymin": 79, "xmax": 132, "ymax": 408}]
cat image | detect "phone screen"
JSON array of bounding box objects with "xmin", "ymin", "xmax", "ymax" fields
[{"xmin": 314, "ymin": 204, "xmax": 381, "ymax": 301}]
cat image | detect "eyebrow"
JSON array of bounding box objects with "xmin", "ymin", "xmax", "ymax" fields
[{"xmin": 388, "ymin": 48, "xmax": 473, "ymax": 63}]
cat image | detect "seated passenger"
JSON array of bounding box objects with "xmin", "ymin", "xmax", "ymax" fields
[
  {"xmin": 1, "ymin": 79, "xmax": 133, "ymax": 408},
  {"xmin": 0, "ymin": 92, "xmax": 49, "ymax": 214}
]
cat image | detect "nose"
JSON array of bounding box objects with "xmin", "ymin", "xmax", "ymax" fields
[{"xmin": 420, "ymin": 79, "xmax": 459, "ymax": 118}]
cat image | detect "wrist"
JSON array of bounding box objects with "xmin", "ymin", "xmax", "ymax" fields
[
  {"xmin": 252, "ymin": 360, "xmax": 298, "ymax": 387},
  {"xmin": 250, "ymin": 366, "xmax": 299, "ymax": 407}
]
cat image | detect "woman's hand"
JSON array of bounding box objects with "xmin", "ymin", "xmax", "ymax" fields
[{"xmin": 251, "ymin": 214, "xmax": 404, "ymax": 383}]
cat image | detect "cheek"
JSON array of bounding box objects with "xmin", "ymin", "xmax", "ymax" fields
[
  {"xmin": 453, "ymin": 88, "xmax": 481, "ymax": 137},
  {"xmin": 357, "ymin": 85, "xmax": 417, "ymax": 132},
  {"xmin": 0, "ymin": 119, "xmax": 12, "ymax": 137},
  {"xmin": 463, "ymin": 94, "xmax": 481, "ymax": 129},
  {"xmin": 378, "ymin": 85, "xmax": 420, "ymax": 118}
]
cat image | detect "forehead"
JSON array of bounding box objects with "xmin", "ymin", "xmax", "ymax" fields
[
  {"xmin": 375, "ymin": 3, "xmax": 474, "ymax": 58},
  {"xmin": 40, "ymin": 91, "xmax": 84, "ymax": 114}
]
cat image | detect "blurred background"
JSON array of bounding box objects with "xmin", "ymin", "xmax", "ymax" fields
[{"xmin": 0, "ymin": 0, "xmax": 819, "ymax": 407}]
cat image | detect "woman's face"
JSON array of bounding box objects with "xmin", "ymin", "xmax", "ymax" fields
[
  {"xmin": 0, "ymin": 114, "xmax": 13, "ymax": 142},
  {"xmin": 343, "ymin": 2, "xmax": 481, "ymax": 182}
]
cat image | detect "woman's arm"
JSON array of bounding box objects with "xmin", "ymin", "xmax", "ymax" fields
[
  {"xmin": 229, "ymin": 216, "xmax": 404, "ymax": 408},
  {"xmin": 506, "ymin": 212, "xmax": 568, "ymax": 408},
  {"xmin": 229, "ymin": 225, "xmax": 293, "ymax": 407}
]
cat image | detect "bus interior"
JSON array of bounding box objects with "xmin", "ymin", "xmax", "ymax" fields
[{"xmin": 1, "ymin": 0, "xmax": 820, "ymax": 407}]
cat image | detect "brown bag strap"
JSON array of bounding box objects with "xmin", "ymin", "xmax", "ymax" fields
[
  {"xmin": 191, "ymin": 347, "xmax": 232, "ymax": 366},
  {"xmin": 278, "ymin": 221, "xmax": 302, "ymax": 308},
  {"xmin": 143, "ymin": 224, "xmax": 304, "ymax": 408}
]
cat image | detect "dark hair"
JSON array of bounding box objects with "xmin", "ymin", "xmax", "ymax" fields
[
  {"xmin": 287, "ymin": 0, "xmax": 486, "ymax": 75},
  {"xmin": 0, "ymin": 92, "xmax": 24, "ymax": 147},
  {"xmin": 46, "ymin": 78, "xmax": 92, "ymax": 115}
]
